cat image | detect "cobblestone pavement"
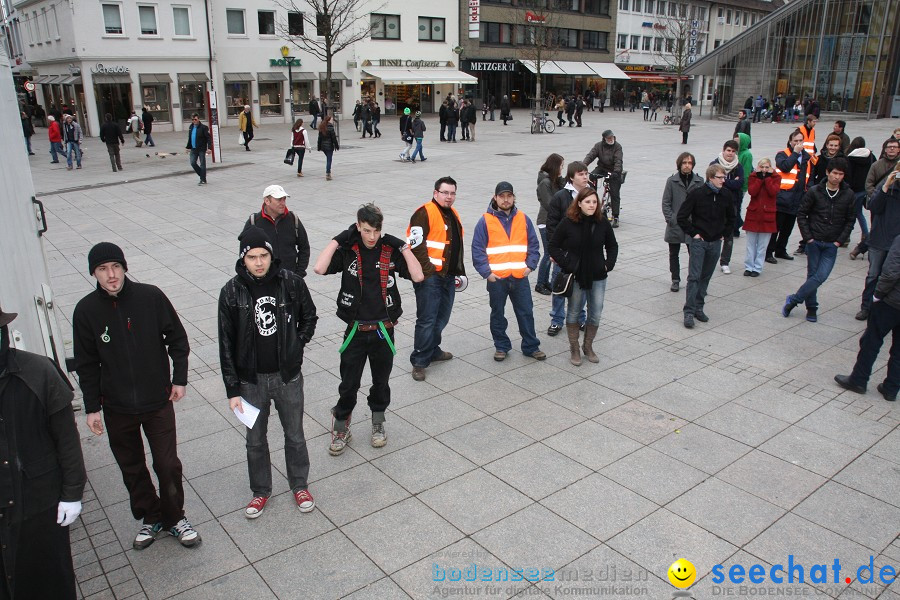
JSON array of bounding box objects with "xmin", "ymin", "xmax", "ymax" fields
[{"xmin": 30, "ymin": 108, "xmax": 900, "ymax": 599}]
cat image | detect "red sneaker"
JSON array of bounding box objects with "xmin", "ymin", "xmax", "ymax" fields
[
  {"xmin": 245, "ymin": 496, "xmax": 269, "ymax": 519},
  {"xmin": 294, "ymin": 489, "xmax": 315, "ymax": 513}
]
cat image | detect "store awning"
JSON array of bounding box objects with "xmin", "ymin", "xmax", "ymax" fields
[
  {"xmin": 585, "ymin": 62, "xmax": 630, "ymax": 80},
  {"xmin": 42, "ymin": 75, "xmax": 63, "ymax": 84},
  {"xmin": 519, "ymin": 60, "xmax": 568, "ymax": 75},
  {"xmin": 320, "ymin": 72, "xmax": 349, "ymax": 80},
  {"xmin": 32, "ymin": 75, "xmax": 53, "ymax": 84},
  {"xmin": 294, "ymin": 72, "xmax": 316, "ymax": 81},
  {"xmin": 361, "ymin": 67, "xmax": 477, "ymax": 85},
  {"xmin": 140, "ymin": 73, "xmax": 173, "ymax": 84},
  {"xmin": 58, "ymin": 75, "xmax": 82, "ymax": 85},
  {"xmin": 178, "ymin": 73, "xmax": 210, "ymax": 82},
  {"xmin": 257, "ymin": 72, "xmax": 287, "ymax": 81},
  {"xmin": 554, "ymin": 61, "xmax": 598, "ymax": 76},
  {"xmin": 93, "ymin": 73, "xmax": 133, "ymax": 84},
  {"xmin": 224, "ymin": 72, "xmax": 255, "ymax": 82}
]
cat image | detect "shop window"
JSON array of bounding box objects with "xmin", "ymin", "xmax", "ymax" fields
[
  {"xmin": 179, "ymin": 83, "xmax": 206, "ymax": 121},
  {"xmin": 101, "ymin": 3, "xmax": 123, "ymax": 35},
  {"xmin": 583, "ymin": 31, "xmax": 607, "ymax": 51},
  {"xmin": 258, "ymin": 11, "xmax": 275, "ymax": 35},
  {"xmin": 291, "ymin": 81, "xmax": 311, "ymax": 106},
  {"xmin": 288, "ymin": 12, "xmax": 304, "ymax": 36},
  {"xmin": 371, "ymin": 14, "xmax": 400, "ymax": 39},
  {"xmin": 138, "ymin": 5, "xmax": 158, "ymax": 36},
  {"xmin": 630, "ymin": 35, "xmax": 639, "ymax": 50},
  {"xmin": 259, "ymin": 82, "xmax": 282, "ymax": 116},
  {"xmin": 656, "ymin": 1, "xmax": 666, "ymax": 15},
  {"xmin": 618, "ymin": 0, "xmax": 629, "ymax": 11},
  {"xmin": 225, "ymin": 82, "xmax": 251, "ymax": 116},
  {"xmin": 479, "ymin": 22, "xmax": 512, "ymax": 45},
  {"xmin": 642, "ymin": 36, "xmax": 651, "ymax": 51},
  {"xmin": 616, "ymin": 33, "xmax": 627, "ymax": 49},
  {"xmin": 142, "ymin": 84, "xmax": 170, "ymax": 121},
  {"xmin": 226, "ymin": 9, "xmax": 245, "ymax": 35},
  {"xmin": 585, "ymin": 0, "xmax": 610, "ymax": 16},
  {"xmin": 173, "ymin": 6, "xmax": 191, "ymax": 36},
  {"xmin": 418, "ymin": 17, "xmax": 444, "ymax": 42}
]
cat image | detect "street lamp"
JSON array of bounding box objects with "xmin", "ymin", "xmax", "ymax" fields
[{"xmin": 280, "ymin": 45, "xmax": 295, "ymax": 118}]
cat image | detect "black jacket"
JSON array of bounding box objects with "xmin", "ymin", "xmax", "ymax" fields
[
  {"xmin": 874, "ymin": 234, "xmax": 900, "ymax": 310},
  {"xmin": 677, "ymin": 183, "xmax": 735, "ymax": 241},
  {"xmin": 549, "ymin": 216, "xmax": 618, "ymax": 284},
  {"xmin": 243, "ymin": 208, "xmax": 311, "ymax": 276},
  {"xmin": 99, "ymin": 121, "xmax": 124, "ymax": 145},
  {"xmin": 218, "ymin": 264, "xmax": 317, "ymax": 398},
  {"xmin": 796, "ymin": 182, "xmax": 856, "ymax": 245},
  {"xmin": 318, "ymin": 123, "xmax": 339, "ymax": 152},
  {"xmin": 733, "ymin": 117, "xmax": 751, "ymax": 139},
  {"xmin": 546, "ymin": 186, "xmax": 577, "ymax": 241},
  {"xmin": 21, "ymin": 116, "xmax": 34, "ymax": 137},
  {"xmin": 141, "ymin": 110, "xmax": 153, "ymax": 133},
  {"xmin": 185, "ymin": 122, "xmax": 212, "ymax": 150},
  {"xmin": 73, "ymin": 279, "xmax": 189, "ymax": 414},
  {"xmin": 865, "ymin": 181, "xmax": 900, "ymax": 251},
  {"xmin": 583, "ymin": 141, "xmax": 623, "ymax": 174},
  {"xmin": 0, "ymin": 349, "xmax": 86, "ymax": 521},
  {"xmin": 308, "ymin": 99, "xmax": 319, "ymax": 115}
]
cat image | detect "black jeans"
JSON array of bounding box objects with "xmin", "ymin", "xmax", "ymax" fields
[
  {"xmin": 104, "ymin": 403, "xmax": 184, "ymax": 527},
  {"xmin": 767, "ymin": 211, "xmax": 796, "ymax": 257},
  {"xmin": 333, "ymin": 327, "xmax": 394, "ymax": 421},
  {"xmin": 105, "ymin": 142, "xmax": 122, "ymax": 171},
  {"xmin": 295, "ymin": 147, "xmax": 306, "ymax": 173},
  {"xmin": 669, "ymin": 242, "xmax": 689, "ymax": 282},
  {"xmin": 849, "ymin": 300, "xmax": 900, "ymax": 396},
  {"xmin": 683, "ymin": 238, "xmax": 721, "ymax": 315},
  {"xmin": 607, "ymin": 175, "xmax": 622, "ymax": 218}
]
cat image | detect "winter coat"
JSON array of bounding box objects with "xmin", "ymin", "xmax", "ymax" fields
[
  {"xmin": 677, "ymin": 183, "xmax": 735, "ymax": 242},
  {"xmin": 743, "ymin": 172, "xmax": 781, "ymax": 234},
  {"xmin": 48, "ymin": 121, "xmax": 61, "ymax": 143},
  {"xmin": 546, "ymin": 184, "xmax": 577, "ymax": 241},
  {"xmin": 243, "ymin": 208, "xmax": 311, "ymax": 277},
  {"xmin": 412, "ymin": 117, "xmax": 426, "ymax": 138},
  {"xmin": 536, "ymin": 170, "xmax": 562, "ymax": 226},
  {"xmin": 709, "ymin": 157, "xmax": 744, "ymax": 200},
  {"xmin": 812, "ymin": 150, "xmax": 845, "ymax": 187},
  {"xmin": 583, "ymin": 140, "xmax": 623, "ymax": 174},
  {"xmin": 796, "ymin": 182, "xmax": 856, "ymax": 245},
  {"xmin": 439, "ymin": 104, "xmax": 448, "ymax": 124},
  {"xmin": 238, "ymin": 111, "xmax": 257, "ymax": 133},
  {"xmin": 500, "ymin": 98, "xmax": 510, "ymax": 116},
  {"xmin": 471, "ymin": 201, "xmax": 540, "ymax": 279},
  {"xmin": 21, "ymin": 116, "xmax": 34, "ymax": 137},
  {"xmin": 549, "ymin": 215, "xmax": 618, "ymax": 286},
  {"xmin": 866, "ymin": 181, "xmax": 900, "ymax": 251},
  {"xmin": 874, "ymin": 234, "xmax": 900, "ymax": 311},
  {"xmin": 736, "ymin": 133, "xmax": 753, "ymax": 194},
  {"xmin": 846, "ymin": 148, "xmax": 875, "ymax": 194},
  {"xmin": 61, "ymin": 121, "xmax": 83, "ymax": 144},
  {"xmin": 185, "ymin": 122, "xmax": 212, "ymax": 150},
  {"xmin": 141, "ymin": 110, "xmax": 153, "ymax": 134},
  {"xmin": 99, "ymin": 121, "xmax": 124, "ymax": 145},
  {"xmin": 866, "ymin": 157, "xmax": 900, "ymax": 198},
  {"xmin": 662, "ymin": 172, "xmax": 705, "ymax": 243},
  {"xmin": 679, "ymin": 109, "xmax": 692, "ymax": 132},
  {"xmin": 318, "ymin": 123, "xmax": 339, "ymax": 152}
]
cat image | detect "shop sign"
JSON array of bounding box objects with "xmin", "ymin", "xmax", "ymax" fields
[
  {"xmin": 91, "ymin": 63, "xmax": 129, "ymax": 74},
  {"xmin": 270, "ymin": 58, "xmax": 301, "ymax": 67},
  {"xmin": 653, "ymin": 23, "xmax": 667, "ymax": 29},
  {"xmin": 622, "ymin": 65, "xmax": 653, "ymax": 72},
  {"xmin": 465, "ymin": 60, "xmax": 516, "ymax": 72},
  {"xmin": 468, "ymin": 0, "xmax": 480, "ymax": 39},
  {"xmin": 368, "ymin": 59, "xmax": 443, "ymax": 68},
  {"xmin": 525, "ymin": 10, "xmax": 546, "ymax": 22},
  {"xmin": 642, "ymin": 22, "xmax": 654, "ymax": 27}
]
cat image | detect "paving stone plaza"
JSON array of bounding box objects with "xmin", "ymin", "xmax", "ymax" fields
[{"xmin": 29, "ymin": 107, "xmax": 900, "ymax": 599}]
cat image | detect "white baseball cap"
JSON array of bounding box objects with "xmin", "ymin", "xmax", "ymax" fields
[{"xmin": 263, "ymin": 184, "xmax": 289, "ymax": 199}]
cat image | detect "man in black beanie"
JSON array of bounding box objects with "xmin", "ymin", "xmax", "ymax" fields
[
  {"xmin": 218, "ymin": 227, "xmax": 318, "ymax": 520},
  {"xmin": 0, "ymin": 306, "xmax": 86, "ymax": 599},
  {"xmin": 72, "ymin": 242, "xmax": 200, "ymax": 550}
]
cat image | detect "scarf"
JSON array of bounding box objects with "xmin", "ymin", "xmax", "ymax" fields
[
  {"xmin": 679, "ymin": 172, "xmax": 693, "ymax": 188},
  {"xmin": 717, "ymin": 153, "xmax": 740, "ymax": 174}
]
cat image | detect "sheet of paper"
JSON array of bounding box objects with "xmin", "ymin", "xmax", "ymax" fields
[{"xmin": 233, "ymin": 398, "xmax": 260, "ymax": 429}]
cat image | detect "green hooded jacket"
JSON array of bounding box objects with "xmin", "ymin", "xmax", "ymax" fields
[{"xmin": 737, "ymin": 133, "xmax": 753, "ymax": 195}]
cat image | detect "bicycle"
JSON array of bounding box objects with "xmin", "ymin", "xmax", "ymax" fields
[
  {"xmin": 662, "ymin": 113, "xmax": 678, "ymax": 125},
  {"xmin": 530, "ymin": 112, "xmax": 556, "ymax": 134},
  {"xmin": 589, "ymin": 170, "xmax": 626, "ymax": 225}
]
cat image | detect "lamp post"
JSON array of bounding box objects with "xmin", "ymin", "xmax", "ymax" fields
[{"xmin": 280, "ymin": 45, "xmax": 295, "ymax": 118}]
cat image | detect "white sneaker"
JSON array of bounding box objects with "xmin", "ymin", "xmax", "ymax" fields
[{"xmin": 721, "ymin": 265, "xmax": 731, "ymax": 274}]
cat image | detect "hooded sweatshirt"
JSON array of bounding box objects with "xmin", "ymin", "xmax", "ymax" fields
[
  {"xmin": 736, "ymin": 133, "xmax": 754, "ymax": 195},
  {"xmin": 847, "ymin": 147, "xmax": 875, "ymax": 194}
]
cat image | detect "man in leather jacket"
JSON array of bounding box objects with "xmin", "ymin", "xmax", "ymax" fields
[{"xmin": 218, "ymin": 227, "xmax": 318, "ymax": 520}]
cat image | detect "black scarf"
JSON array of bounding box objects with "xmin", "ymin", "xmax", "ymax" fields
[
  {"xmin": 575, "ymin": 219, "xmax": 596, "ymax": 290},
  {"xmin": 679, "ymin": 172, "xmax": 692, "ymax": 188}
]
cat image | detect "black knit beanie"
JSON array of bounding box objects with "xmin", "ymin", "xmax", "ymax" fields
[
  {"xmin": 238, "ymin": 227, "xmax": 274, "ymax": 260},
  {"xmin": 88, "ymin": 242, "xmax": 128, "ymax": 274}
]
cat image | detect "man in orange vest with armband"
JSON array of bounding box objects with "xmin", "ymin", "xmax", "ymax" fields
[
  {"xmin": 407, "ymin": 176, "xmax": 467, "ymax": 381},
  {"xmin": 471, "ymin": 181, "xmax": 546, "ymax": 362},
  {"xmin": 766, "ymin": 129, "xmax": 814, "ymax": 264}
]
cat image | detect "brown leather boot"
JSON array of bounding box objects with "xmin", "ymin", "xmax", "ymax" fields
[
  {"xmin": 566, "ymin": 324, "xmax": 582, "ymax": 366},
  {"xmin": 582, "ymin": 324, "xmax": 599, "ymax": 363}
]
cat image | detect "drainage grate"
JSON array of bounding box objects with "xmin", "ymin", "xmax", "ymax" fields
[{"xmin": 496, "ymin": 152, "xmax": 523, "ymax": 156}]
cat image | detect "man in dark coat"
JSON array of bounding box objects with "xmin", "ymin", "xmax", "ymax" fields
[
  {"xmin": 98, "ymin": 112, "xmax": 125, "ymax": 172},
  {"xmin": 243, "ymin": 184, "xmax": 311, "ymax": 277},
  {"xmin": 0, "ymin": 307, "xmax": 86, "ymax": 600},
  {"xmin": 185, "ymin": 113, "xmax": 212, "ymax": 185},
  {"xmin": 141, "ymin": 106, "xmax": 155, "ymax": 147}
]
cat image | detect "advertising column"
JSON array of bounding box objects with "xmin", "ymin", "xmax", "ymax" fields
[{"xmin": 207, "ymin": 90, "xmax": 222, "ymax": 162}]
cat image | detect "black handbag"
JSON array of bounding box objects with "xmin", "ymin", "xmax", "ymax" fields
[
  {"xmin": 284, "ymin": 149, "xmax": 295, "ymax": 165},
  {"xmin": 551, "ymin": 271, "xmax": 574, "ymax": 297}
]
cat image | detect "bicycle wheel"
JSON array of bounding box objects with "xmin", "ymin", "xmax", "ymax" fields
[{"xmin": 544, "ymin": 120, "xmax": 555, "ymax": 133}]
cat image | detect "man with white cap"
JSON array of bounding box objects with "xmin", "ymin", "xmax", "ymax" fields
[{"xmin": 243, "ymin": 185, "xmax": 311, "ymax": 277}]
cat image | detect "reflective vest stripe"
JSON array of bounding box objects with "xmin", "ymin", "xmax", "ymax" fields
[
  {"xmin": 776, "ymin": 147, "xmax": 810, "ymax": 191},
  {"xmin": 429, "ymin": 257, "xmax": 442, "ymax": 266},
  {"xmin": 490, "ymin": 261, "xmax": 528, "ymax": 271},
  {"xmin": 484, "ymin": 211, "xmax": 529, "ymax": 278},
  {"xmin": 801, "ymin": 127, "xmax": 818, "ymax": 165},
  {"xmin": 486, "ymin": 245, "xmax": 529, "ymax": 255},
  {"xmin": 426, "ymin": 240, "xmax": 446, "ymax": 249}
]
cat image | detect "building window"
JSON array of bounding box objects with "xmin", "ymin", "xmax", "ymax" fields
[
  {"xmin": 714, "ymin": 39, "xmax": 721, "ymax": 48},
  {"xmin": 644, "ymin": 0, "xmax": 653, "ymax": 13},
  {"xmin": 479, "ymin": 22, "xmax": 512, "ymax": 45},
  {"xmin": 258, "ymin": 10, "xmax": 275, "ymax": 35},
  {"xmin": 656, "ymin": 0, "xmax": 666, "ymax": 15},
  {"xmin": 173, "ymin": 6, "xmax": 191, "ymax": 36},
  {"xmin": 584, "ymin": 0, "xmax": 610, "ymax": 16},
  {"xmin": 616, "ymin": 33, "xmax": 627, "ymax": 49},
  {"xmin": 49, "ymin": 5, "xmax": 60, "ymax": 38},
  {"xmin": 583, "ymin": 30, "xmax": 607, "ymax": 50},
  {"xmin": 32, "ymin": 10, "xmax": 42, "ymax": 40},
  {"xmin": 679, "ymin": 3, "xmax": 686, "ymax": 17},
  {"xmin": 726, "ymin": 9, "xmax": 732, "ymax": 24},
  {"xmin": 630, "ymin": 35, "xmax": 639, "ymax": 50},
  {"xmin": 742, "ymin": 11, "xmax": 749, "ymax": 26},
  {"xmin": 668, "ymin": 2, "xmax": 678, "ymax": 16},
  {"xmin": 288, "ymin": 11, "xmax": 304, "ymax": 36},
  {"xmin": 258, "ymin": 82, "xmax": 282, "ymax": 116},
  {"xmin": 654, "ymin": 36, "xmax": 663, "ymax": 51},
  {"xmin": 138, "ymin": 5, "xmax": 158, "ymax": 36},
  {"xmin": 554, "ymin": 28, "xmax": 577, "ymax": 48},
  {"xmin": 179, "ymin": 81, "xmax": 206, "ymax": 121},
  {"xmin": 226, "ymin": 9, "xmax": 245, "ymax": 34},
  {"xmin": 226, "ymin": 82, "xmax": 251, "ymax": 116},
  {"xmin": 101, "ymin": 3, "xmax": 123, "ymax": 35},
  {"xmin": 618, "ymin": 0, "xmax": 629, "ymax": 11},
  {"xmin": 718, "ymin": 7, "xmax": 723, "ymax": 18},
  {"xmin": 559, "ymin": 0, "xmax": 579, "ymax": 10},
  {"xmin": 697, "ymin": 7, "xmax": 707, "ymax": 21},
  {"xmin": 751, "ymin": 13, "xmax": 758, "ymax": 25},
  {"xmin": 418, "ymin": 17, "xmax": 444, "ymax": 41},
  {"xmin": 142, "ymin": 83, "xmax": 170, "ymax": 121},
  {"xmin": 642, "ymin": 36, "xmax": 651, "ymax": 51},
  {"xmin": 371, "ymin": 13, "xmax": 400, "ymax": 39},
  {"xmin": 316, "ymin": 13, "xmax": 329, "ymax": 36},
  {"xmin": 695, "ymin": 40, "xmax": 703, "ymax": 54},
  {"xmin": 41, "ymin": 8, "xmax": 50, "ymax": 40}
]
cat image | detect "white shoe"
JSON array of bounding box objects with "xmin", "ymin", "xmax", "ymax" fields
[{"xmin": 721, "ymin": 265, "xmax": 731, "ymax": 274}]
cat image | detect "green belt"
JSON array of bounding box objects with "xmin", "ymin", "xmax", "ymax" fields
[{"xmin": 338, "ymin": 321, "xmax": 396, "ymax": 356}]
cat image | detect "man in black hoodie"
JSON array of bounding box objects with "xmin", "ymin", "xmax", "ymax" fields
[
  {"xmin": 218, "ymin": 228, "xmax": 317, "ymax": 520},
  {"xmin": 73, "ymin": 243, "xmax": 200, "ymax": 550},
  {"xmin": 98, "ymin": 112, "xmax": 124, "ymax": 172}
]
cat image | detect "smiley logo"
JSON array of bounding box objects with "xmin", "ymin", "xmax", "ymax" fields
[{"xmin": 668, "ymin": 558, "xmax": 696, "ymax": 588}]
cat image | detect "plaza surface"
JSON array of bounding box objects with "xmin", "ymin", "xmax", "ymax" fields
[{"xmin": 29, "ymin": 107, "xmax": 900, "ymax": 600}]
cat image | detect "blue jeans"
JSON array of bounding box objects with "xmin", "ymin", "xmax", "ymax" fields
[
  {"xmin": 487, "ymin": 276, "xmax": 540, "ymax": 354},
  {"xmin": 567, "ymin": 279, "xmax": 607, "ymax": 326},
  {"xmin": 65, "ymin": 141, "xmax": 81, "ymax": 167},
  {"xmin": 683, "ymin": 238, "xmax": 722, "ymax": 315},
  {"xmin": 790, "ymin": 240, "xmax": 838, "ymax": 310},
  {"xmin": 549, "ymin": 262, "xmax": 585, "ymax": 327},
  {"xmin": 848, "ymin": 300, "xmax": 900, "ymax": 395},
  {"xmin": 447, "ymin": 123, "xmax": 457, "ymax": 141},
  {"xmin": 240, "ymin": 372, "xmax": 309, "ymax": 496},
  {"xmin": 537, "ymin": 226, "xmax": 551, "ymax": 287},
  {"xmin": 311, "ymin": 114, "xmax": 318, "ymax": 129},
  {"xmin": 189, "ymin": 148, "xmax": 206, "ymax": 182},
  {"xmin": 743, "ymin": 232, "xmax": 772, "ymax": 273},
  {"xmin": 323, "ymin": 149, "xmax": 334, "ymax": 174},
  {"xmin": 412, "ymin": 138, "xmax": 425, "ymax": 161},
  {"xmin": 49, "ymin": 141, "xmax": 63, "ymax": 162},
  {"xmin": 855, "ymin": 191, "xmax": 869, "ymax": 238},
  {"xmin": 411, "ymin": 274, "xmax": 455, "ymax": 367},
  {"xmin": 25, "ymin": 136, "xmax": 32, "ymax": 153},
  {"xmin": 861, "ymin": 246, "xmax": 888, "ymax": 312},
  {"xmin": 144, "ymin": 133, "xmax": 154, "ymax": 146}
]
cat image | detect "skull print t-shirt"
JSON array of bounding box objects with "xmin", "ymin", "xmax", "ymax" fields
[{"xmin": 249, "ymin": 278, "xmax": 279, "ymax": 374}]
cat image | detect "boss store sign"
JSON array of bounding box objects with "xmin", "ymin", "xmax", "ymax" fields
[{"xmin": 462, "ymin": 60, "xmax": 516, "ymax": 72}]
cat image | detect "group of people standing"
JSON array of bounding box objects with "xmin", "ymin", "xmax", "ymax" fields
[
  {"xmin": 438, "ymin": 97, "xmax": 478, "ymax": 142},
  {"xmin": 352, "ymin": 98, "xmax": 382, "ymax": 139}
]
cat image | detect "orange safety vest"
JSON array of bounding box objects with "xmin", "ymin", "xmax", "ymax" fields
[
  {"xmin": 408, "ymin": 201, "xmax": 464, "ymax": 272},
  {"xmin": 801, "ymin": 126, "xmax": 818, "ymax": 165},
  {"xmin": 484, "ymin": 211, "xmax": 529, "ymax": 278},
  {"xmin": 776, "ymin": 147, "xmax": 812, "ymax": 191}
]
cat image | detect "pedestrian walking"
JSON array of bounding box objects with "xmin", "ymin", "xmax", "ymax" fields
[
  {"xmin": 290, "ymin": 118, "xmax": 311, "ymax": 177},
  {"xmin": 742, "ymin": 158, "xmax": 781, "ymax": 276},
  {"xmin": 308, "ymin": 96, "xmax": 321, "ymax": 129},
  {"xmin": 99, "ymin": 113, "xmax": 125, "ymax": 172},
  {"xmin": 313, "ymin": 204, "xmax": 423, "ymax": 454},
  {"xmin": 21, "ymin": 111, "xmax": 34, "ymax": 155},
  {"xmin": 47, "ymin": 115, "xmax": 63, "ymax": 163},
  {"xmin": 141, "ymin": 106, "xmax": 155, "ymax": 147},
  {"xmin": 535, "ymin": 153, "xmax": 565, "ymax": 296},
  {"xmin": 73, "ymin": 242, "xmax": 201, "ymax": 550},
  {"xmin": 399, "ymin": 107, "xmax": 414, "ymax": 162},
  {"xmin": 127, "ymin": 110, "xmax": 142, "ymax": 147},
  {"xmin": 317, "ymin": 115, "xmax": 339, "ymax": 180},
  {"xmin": 500, "ymin": 95, "xmax": 511, "ymax": 125},
  {"xmin": 239, "ymin": 105, "xmax": 258, "ymax": 151},
  {"xmin": 410, "ymin": 111, "xmax": 426, "ymax": 163},
  {"xmin": 61, "ymin": 114, "xmax": 83, "ymax": 170},
  {"xmin": 185, "ymin": 113, "xmax": 212, "ymax": 185},
  {"xmin": 218, "ymin": 227, "xmax": 318, "ymax": 520}
]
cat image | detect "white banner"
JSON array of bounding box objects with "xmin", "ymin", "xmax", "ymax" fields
[
  {"xmin": 207, "ymin": 89, "xmax": 222, "ymax": 163},
  {"xmin": 468, "ymin": 0, "xmax": 480, "ymax": 39}
]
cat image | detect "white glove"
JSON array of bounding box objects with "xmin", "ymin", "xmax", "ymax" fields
[{"xmin": 57, "ymin": 501, "xmax": 82, "ymax": 527}]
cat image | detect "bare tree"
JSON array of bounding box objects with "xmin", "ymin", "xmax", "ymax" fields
[
  {"xmin": 652, "ymin": 10, "xmax": 703, "ymax": 110},
  {"xmin": 515, "ymin": 0, "xmax": 563, "ymax": 110},
  {"xmin": 273, "ymin": 0, "xmax": 383, "ymax": 109}
]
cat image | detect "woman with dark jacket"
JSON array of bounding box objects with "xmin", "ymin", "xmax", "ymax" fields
[
  {"xmin": 535, "ymin": 153, "xmax": 565, "ymax": 295},
  {"xmin": 847, "ymin": 137, "xmax": 876, "ymax": 259},
  {"xmin": 21, "ymin": 111, "xmax": 35, "ymax": 155},
  {"xmin": 549, "ymin": 187, "xmax": 618, "ymax": 367},
  {"xmin": 679, "ymin": 103, "xmax": 692, "ymax": 144},
  {"xmin": 500, "ymin": 95, "xmax": 511, "ymax": 125},
  {"xmin": 317, "ymin": 115, "xmax": 339, "ymax": 180},
  {"xmin": 743, "ymin": 158, "xmax": 781, "ymax": 276}
]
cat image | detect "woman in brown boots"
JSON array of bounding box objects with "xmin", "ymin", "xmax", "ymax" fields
[{"xmin": 549, "ymin": 187, "xmax": 618, "ymax": 365}]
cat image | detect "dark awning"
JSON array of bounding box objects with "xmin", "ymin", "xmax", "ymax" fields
[
  {"xmin": 93, "ymin": 73, "xmax": 133, "ymax": 84},
  {"xmin": 257, "ymin": 72, "xmax": 287, "ymax": 82},
  {"xmin": 177, "ymin": 73, "xmax": 210, "ymax": 82},
  {"xmin": 294, "ymin": 72, "xmax": 317, "ymax": 81},
  {"xmin": 140, "ymin": 73, "xmax": 173, "ymax": 84},
  {"xmin": 320, "ymin": 72, "xmax": 348, "ymax": 80},
  {"xmin": 224, "ymin": 73, "xmax": 255, "ymax": 82},
  {"xmin": 58, "ymin": 75, "xmax": 83, "ymax": 85}
]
